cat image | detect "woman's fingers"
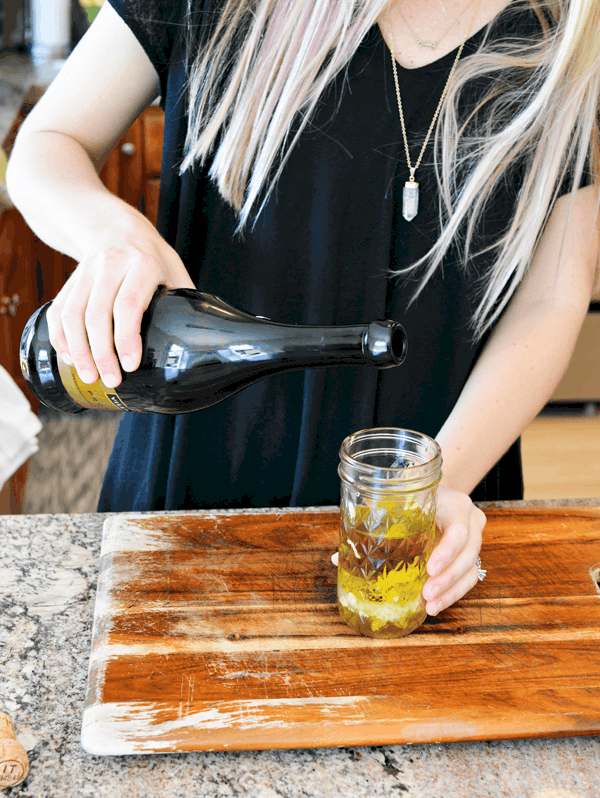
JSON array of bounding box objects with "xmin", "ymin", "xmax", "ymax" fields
[
  {"xmin": 422, "ymin": 485, "xmax": 486, "ymax": 615},
  {"xmin": 47, "ymin": 238, "xmax": 195, "ymax": 387},
  {"xmin": 425, "ymin": 560, "xmax": 480, "ymax": 617},
  {"xmin": 426, "ymin": 519, "xmax": 470, "ymax": 578},
  {"xmin": 84, "ymin": 257, "xmax": 125, "ymax": 387},
  {"xmin": 112, "ymin": 251, "xmax": 171, "ymax": 376},
  {"xmin": 46, "ymin": 281, "xmax": 75, "ymax": 365},
  {"xmin": 422, "ymin": 544, "xmax": 480, "ymax": 615},
  {"xmin": 86, "ymin": 249, "xmax": 155, "ymax": 387},
  {"xmin": 54, "ymin": 271, "xmax": 100, "ymax": 384},
  {"xmin": 428, "ymin": 489, "xmax": 485, "ymax": 576},
  {"xmin": 112, "ymin": 248, "xmax": 195, "ymax": 375}
]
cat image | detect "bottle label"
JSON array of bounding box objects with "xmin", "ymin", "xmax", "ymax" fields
[{"xmin": 56, "ymin": 354, "xmax": 131, "ymax": 411}]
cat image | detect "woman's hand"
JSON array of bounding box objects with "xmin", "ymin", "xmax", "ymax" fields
[
  {"xmin": 421, "ymin": 485, "xmax": 487, "ymax": 616},
  {"xmin": 46, "ymin": 214, "xmax": 196, "ymax": 389}
]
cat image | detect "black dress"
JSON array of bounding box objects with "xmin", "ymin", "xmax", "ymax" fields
[{"xmin": 98, "ymin": 0, "xmax": 539, "ymax": 511}]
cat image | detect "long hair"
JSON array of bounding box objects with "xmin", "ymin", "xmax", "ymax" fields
[{"xmin": 181, "ymin": 0, "xmax": 600, "ymax": 336}]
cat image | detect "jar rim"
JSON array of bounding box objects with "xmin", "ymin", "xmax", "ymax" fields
[{"xmin": 339, "ymin": 427, "xmax": 442, "ymax": 490}]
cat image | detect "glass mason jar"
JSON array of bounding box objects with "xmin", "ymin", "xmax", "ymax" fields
[{"xmin": 337, "ymin": 428, "xmax": 442, "ymax": 638}]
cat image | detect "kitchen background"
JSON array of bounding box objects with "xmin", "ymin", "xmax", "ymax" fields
[{"xmin": 1, "ymin": 0, "xmax": 599, "ymax": 515}]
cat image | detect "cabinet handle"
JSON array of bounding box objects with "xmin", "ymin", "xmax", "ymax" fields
[
  {"xmin": 0, "ymin": 294, "xmax": 20, "ymax": 317},
  {"xmin": 121, "ymin": 143, "xmax": 136, "ymax": 156}
]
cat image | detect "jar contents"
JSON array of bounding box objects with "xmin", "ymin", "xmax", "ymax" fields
[{"xmin": 337, "ymin": 497, "xmax": 437, "ymax": 638}]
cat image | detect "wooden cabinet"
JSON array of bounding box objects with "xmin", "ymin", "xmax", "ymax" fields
[
  {"xmin": 98, "ymin": 105, "xmax": 164, "ymax": 227},
  {"xmin": 0, "ymin": 88, "xmax": 164, "ymax": 512},
  {"xmin": 0, "ymin": 209, "xmax": 76, "ymax": 406}
]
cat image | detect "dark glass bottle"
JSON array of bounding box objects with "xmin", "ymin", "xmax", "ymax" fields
[{"xmin": 20, "ymin": 287, "xmax": 407, "ymax": 415}]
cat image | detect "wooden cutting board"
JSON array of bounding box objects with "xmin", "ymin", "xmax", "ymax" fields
[{"xmin": 81, "ymin": 506, "xmax": 600, "ymax": 755}]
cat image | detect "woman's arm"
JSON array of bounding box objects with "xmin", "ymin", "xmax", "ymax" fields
[
  {"xmin": 6, "ymin": 2, "xmax": 195, "ymax": 388},
  {"xmin": 423, "ymin": 185, "xmax": 600, "ymax": 615},
  {"xmin": 6, "ymin": 2, "xmax": 161, "ymax": 258}
]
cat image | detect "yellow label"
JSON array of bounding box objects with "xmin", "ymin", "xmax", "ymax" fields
[{"xmin": 57, "ymin": 354, "xmax": 131, "ymax": 411}]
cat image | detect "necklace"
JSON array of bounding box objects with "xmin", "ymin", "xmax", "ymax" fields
[
  {"xmin": 385, "ymin": 0, "xmax": 482, "ymax": 221},
  {"xmin": 396, "ymin": 0, "xmax": 478, "ymax": 50}
]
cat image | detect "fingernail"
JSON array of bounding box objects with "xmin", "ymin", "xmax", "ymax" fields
[
  {"xmin": 61, "ymin": 352, "xmax": 73, "ymax": 366},
  {"xmin": 429, "ymin": 603, "xmax": 440, "ymax": 616},
  {"xmin": 427, "ymin": 585, "xmax": 440, "ymax": 600},
  {"xmin": 80, "ymin": 370, "xmax": 96, "ymax": 384},
  {"xmin": 103, "ymin": 373, "xmax": 119, "ymax": 388},
  {"xmin": 121, "ymin": 356, "xmax": 134, "ymax": 371},
  {"xmin": 429, "ymin": 563, "xmax": 442, "ymax": 577}
]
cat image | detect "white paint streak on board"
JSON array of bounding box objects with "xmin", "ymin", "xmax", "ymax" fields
[
  {"xmin": 86, "ymin": 621, "xmax": 600, "ymax": 665},
  {"xmin": 101, "ymin": 516, "xmax": 188, "ymax": 555},
  {"xmin": 86, "ymin": 545, "xmax": 121, "ymax": 696},
  {"xmin": 101, "ymin": 508, "xmax": 339, "ymax": 555},
  {"xmin": 81, "ymin": 695, "xmax": 373, "ymax": 755}
]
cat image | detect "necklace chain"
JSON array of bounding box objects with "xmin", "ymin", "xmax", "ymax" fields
[
  {"xmin": 386, "ymin": 0, "xmax": 482, "ymax": 185},
  {"xmin": 396, "ymin": 0, "xmax": 478, "ymax": 50}
]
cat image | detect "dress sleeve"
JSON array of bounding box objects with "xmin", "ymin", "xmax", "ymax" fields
[{"xmin": 107, "ymin": 0, "xmax": 186, "ymax": 92}]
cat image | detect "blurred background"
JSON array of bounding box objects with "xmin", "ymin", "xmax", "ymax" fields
[
  {"xmin": 0, "ymin": 0, "xmax": 100, "ymax": 77},
  {"xmin": 1, "ymin": 0, "xmax": 599, "ymax": 515}
]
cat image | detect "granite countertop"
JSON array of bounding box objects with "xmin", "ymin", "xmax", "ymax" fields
[{"xmin": 1, "ymin": 501, "xmax": 599, "ymax": 798}]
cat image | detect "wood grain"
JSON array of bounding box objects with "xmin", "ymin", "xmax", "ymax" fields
[{"xmin": 81, "ymin": 507, "xmax": 600, "ymax": 754}]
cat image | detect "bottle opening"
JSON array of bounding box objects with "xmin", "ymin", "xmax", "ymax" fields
[{"xmin": 391, "ymin": 325, "xmax": 408, "ymax": 364}]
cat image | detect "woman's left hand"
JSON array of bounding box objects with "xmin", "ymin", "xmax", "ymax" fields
[{"xmin": 421, "ymin": 485, "xmax": 487, "ymax": 616}]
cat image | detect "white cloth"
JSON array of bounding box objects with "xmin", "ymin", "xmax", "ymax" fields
[{"xmin": 0, "ymin": 364, "xmax": 43, "ymax": 489}]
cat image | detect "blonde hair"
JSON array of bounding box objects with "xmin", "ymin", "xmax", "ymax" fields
[{"xmin": 181, "ymin": 0, "xmax": 600, "ymax": 336}]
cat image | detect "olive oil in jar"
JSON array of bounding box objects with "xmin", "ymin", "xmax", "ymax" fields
[
  {"xmin": 337, "ymin": 500, "xmax": 437, "ymax": 638},
  {"xmin": 337, "ymin": 428, "xmax": 442, "ymax": 638}
]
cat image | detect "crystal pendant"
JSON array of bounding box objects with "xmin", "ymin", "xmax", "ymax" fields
[
  {"xmin": 416, "ymin": 39, "xmax": 438, "ymax": 50},
  {"xmin": 402, "ymin": 181, "xmax": 419, "ymax": 222}
]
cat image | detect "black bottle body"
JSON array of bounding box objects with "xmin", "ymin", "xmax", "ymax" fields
[{"xmin": 20, "ymin": 288, "xmax": 407, "ymax": 415}]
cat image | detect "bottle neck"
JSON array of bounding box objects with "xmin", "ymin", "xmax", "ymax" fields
[
  {"xmin": 148, "ymin": 290, "xmax": 407, "ymax": 369},
  {"xmin": 268, "ymin": 320, "xmax": 406, "ymax": 369}
]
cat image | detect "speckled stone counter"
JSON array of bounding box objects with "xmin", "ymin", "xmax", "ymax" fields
[{"xmin": 1, "ymin": 501, "xmax": 599, "ymax": 798}]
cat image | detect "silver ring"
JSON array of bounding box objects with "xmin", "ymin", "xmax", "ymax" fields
[{"xmin": 476, "ymin": 556, "xmax": 487, "ymax": 581}]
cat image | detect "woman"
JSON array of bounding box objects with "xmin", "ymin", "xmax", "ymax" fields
[{"xmin": 7, "ymin": 0, "xmax": 599, "ymax": 616}]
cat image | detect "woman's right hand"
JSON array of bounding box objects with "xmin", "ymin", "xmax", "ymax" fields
[{"xmin": 46, "ymin": 214, "xmax": 196, "ymax": 389}]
